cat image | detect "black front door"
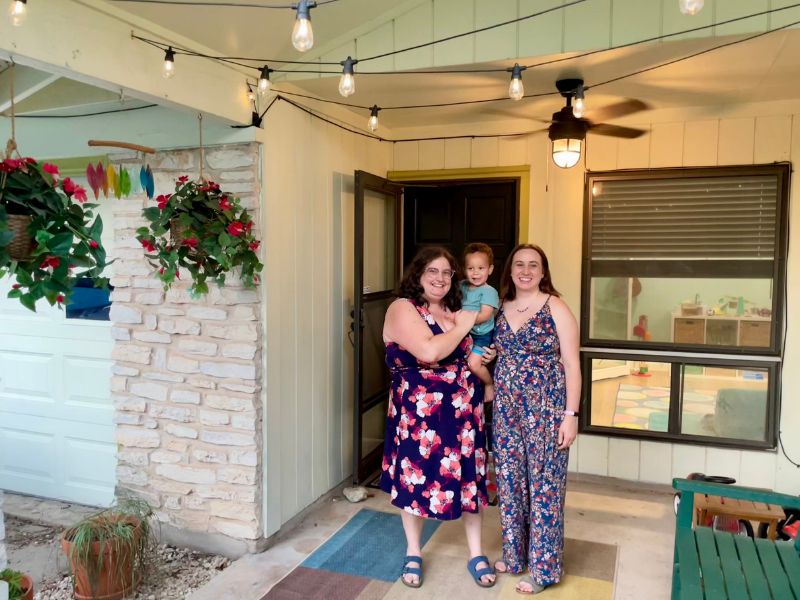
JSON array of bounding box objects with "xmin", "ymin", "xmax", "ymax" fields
[{"xmin": 402, "ymin": 181, "xmax": 518, "ymax": 286}]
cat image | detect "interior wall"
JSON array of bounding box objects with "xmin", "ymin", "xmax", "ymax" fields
[
  {"xmin": 257, "ymin": 101, "xmax": 392, "ymax": 536},
  {"xmin": 390, "ymin": 99, "xmax": 800, "ymax": 495}
]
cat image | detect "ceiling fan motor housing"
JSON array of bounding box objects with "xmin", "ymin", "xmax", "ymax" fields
[{"xmin": 549, "ymin": 106, "xmax": 588, "ymax": 141}]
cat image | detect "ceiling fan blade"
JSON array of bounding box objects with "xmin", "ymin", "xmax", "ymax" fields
[
  {"xmin": 586, "ymin": 99, "xmax": 649, "ymax": 123},
  {"xmin": 588, "ymin": 123, "xmax": 648, "ymax": 139}
]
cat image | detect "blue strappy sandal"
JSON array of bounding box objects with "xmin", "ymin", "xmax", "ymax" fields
[
  {"xmin": 401, "ymin": 555, "xmax": 423, "ymax": 588},
  {"xmin": 467, "ymin": 555, "xmax": 496, "ymax": 588}
]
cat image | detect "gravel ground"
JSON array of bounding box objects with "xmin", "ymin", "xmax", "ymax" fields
[{"xmin": 5, "ymin": 516, "xmax": 230, "ymax": 600}]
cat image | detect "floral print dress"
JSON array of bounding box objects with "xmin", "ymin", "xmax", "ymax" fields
[
  {"xmin": 492, "ymin": 298, "xmax": 569, "ymax": 586},
  {"xmin": 380, "ymin": 300, "xmax": 489, "ymax": 520}
]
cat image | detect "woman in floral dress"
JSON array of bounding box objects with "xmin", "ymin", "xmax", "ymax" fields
[
  {"xmin": 492, "ymin": 244, "xmax": 581, "ymax": 595},
  {"xmin": 380, "ymin": 246, "xmax": 496, "ymax": 589}
]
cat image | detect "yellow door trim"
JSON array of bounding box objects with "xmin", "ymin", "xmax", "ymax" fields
[{"xmin": 387, "ymin": 165, "xmax": 530, "ymax": 243}]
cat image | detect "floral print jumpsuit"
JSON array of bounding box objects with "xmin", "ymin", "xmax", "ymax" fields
[
  {"xmin": 380, "ymin": 300, "xmax": 489, "ymax": 520},
  {"xmin": 492, "ymin": 298, "xmax": 569, "ymax": 585}
]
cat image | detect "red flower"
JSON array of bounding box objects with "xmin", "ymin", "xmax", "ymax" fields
[
  {"xmin": 43, "ymin": 163, "xmax": 60, "ymax": 181},
  {"xmin": 219, "ymin": 197, "xmax": 232, "ymax": 211},
  {"xmin": 140, "ymin": 239, "xmax": 156, "ymax": 253},
  {"xmin": 56, "ymin": 294, "xmax": 65, "ymax": 305},
  {"xmin": 245, "ymin": 220, "xmax": 253, "ymax": 232},
  {"xmin": 40, "ymin": 256, "xmax": 60, "ymax": 269},
  {"xmin": 157, "ymin": 194, "xmax": 171, "ymax": 210},
  {"xmin": 23, "ymin": 157, "xmax": 36, "ymax": 165},
  {"xmin": 182, "ymin": 237, "xmax": 198, "ymax": 249},
  {"xmin": 89, "ymin": 240, "xmax": 99, "ymax": 249},
  {"xmin": 159, "ymin": 268, "xmax": 165, "ymax": 275},
  {"xmin": 0, "ymin": 158, "xmax": 22, "ymax": 173},
  {"xmin": 178, "ymin": 175, "xmax": 189, "ymax": 183},
  {"xmin": 200, "ymin": 181, "xmax": 220, "ymax": 193},
  {"xmin": 11, "ymin": 284, "xmax": 21, "ymax": 289},
  {"xmin": 253, "ymin": 275, "xmax": 259, "ymax": 284},
  {"xmin": 227, "ymin": 221, "xmax": 245, "ymax": 236},
  {"xmin": 62, "ymin": 178, "xmax": 88, "ymax": 203},
  {"xmin": 249, "ymin": 240, "xmax": 260, "ymax": 251}
]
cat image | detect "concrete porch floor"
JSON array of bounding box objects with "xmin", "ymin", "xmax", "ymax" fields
[{"xmin": 188, "ymin": 474, "xmax": 675, "ymax": 600}]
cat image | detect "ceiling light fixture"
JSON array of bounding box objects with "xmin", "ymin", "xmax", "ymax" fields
[
  {"xmin": 258, "ymin": 65, "xmax": 272, "ymax": 96},
  {"xmin": 9, "ymin": 0, "xmax": 27, "ymax": 27},
  {"xmin": 508, "ymin": 63, "xmax": 526, "ymax": 101},
  {"xmin": 678, "ymin": 0, "xmax": 704, "ymax": 15},
  {"xmin": 292, "ymin": 0, "xmax": 316, "ymax": 52},
  {"xmin": 162, "ymin": 46, "xmax": 176, "ymax": 79},
  {"xmin": 368, "ymin": 105, "xmax": 380, "ymax": 132},
  {"xmin": 338, "ymin": 56, "xmax": 357, "ymax": 98}
]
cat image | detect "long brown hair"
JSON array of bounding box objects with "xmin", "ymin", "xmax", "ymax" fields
[
  {"xmin": 399, "ymin": 246, "xmax": 462, "ymax": 312},
  {"xmin": 499, "ymin": 243, "xmax": 560, "ymax": 301}
]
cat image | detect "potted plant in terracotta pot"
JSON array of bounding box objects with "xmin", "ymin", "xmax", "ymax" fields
[
  {"xmin": 0, "ymin": 157, "xmax": 109, "ymax": 311},
  {"xmin": 0, "ymin": 568, "xmax": 34, "ymax": 600},
  {"xmin": 60, "ymin": 496, "xmax": 156, "ymax": 600},
  {"xmin": 136, "ymin": 176, "xmax": 262, "ymax": 297}
]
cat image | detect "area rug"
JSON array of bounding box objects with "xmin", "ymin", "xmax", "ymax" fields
[
  {"xmin": 612, "ymin": 383, "xmax": 716, "ymax": 434},
  {"xmin": 261, "ymin": 507, "xmax": 617, "ymax": 599}
]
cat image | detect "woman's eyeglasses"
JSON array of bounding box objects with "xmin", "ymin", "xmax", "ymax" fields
[{"xmin": 424, "ymin": 267, "xmax": 455, "ymax": 279}]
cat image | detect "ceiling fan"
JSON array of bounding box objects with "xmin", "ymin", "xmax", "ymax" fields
[{"xmin": 544, "ymin": 78, "xmax": 649, "ymax": 168}]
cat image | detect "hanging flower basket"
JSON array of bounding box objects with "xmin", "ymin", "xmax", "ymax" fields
[
  {"xmin": 0, "ymin": 157, "xmax": 109, "ymax": 311},
  {"xmin": 136, "ymin": 176, "xmax": 263, "ymax": 297}
]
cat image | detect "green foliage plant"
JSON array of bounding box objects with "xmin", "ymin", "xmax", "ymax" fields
[
  {"xmin": 0, "ymin": 568, "xmax": 30, "ymax": 600},
  {"xmin": 62, "ymin": 496, "xmax": 157, "ymax": 599},
  {"xmin": 0, "ymin": 157, "xmax": 108, "ymax": 311},
  {"xmin": 136, "ymin": 176, "xmax": 263, "ymax": 297}
]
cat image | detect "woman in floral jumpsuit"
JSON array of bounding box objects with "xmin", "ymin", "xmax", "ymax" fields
[{"xmin": 492, "ymin": 244, "xmax": 581, "ymax": 595}]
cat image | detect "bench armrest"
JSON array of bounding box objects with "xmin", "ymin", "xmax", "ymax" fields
[{"xmin": 673, "ymin": 478, "xmax": 800, "ymax": 509}]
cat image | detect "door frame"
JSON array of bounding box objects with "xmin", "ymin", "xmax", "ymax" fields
[{"xmin": 387, "ymin": 165, "xmax": 531, "ymax": 244}]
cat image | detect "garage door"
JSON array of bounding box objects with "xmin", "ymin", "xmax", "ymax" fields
[{"xmin": 0, "ymin": 279, "xmax": 115, "ymax": 507}]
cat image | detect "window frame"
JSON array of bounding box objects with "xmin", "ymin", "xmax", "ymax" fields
[{"xmin": 579, "ymin": 164, "xmax": 790, "ymax": 449}]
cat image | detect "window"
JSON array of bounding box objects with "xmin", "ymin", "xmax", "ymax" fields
[{"xmin": 581, "ymin": 165, "xmax": 789, "ymax": 449}]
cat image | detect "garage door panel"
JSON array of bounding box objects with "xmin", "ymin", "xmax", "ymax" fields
[
  {"xmin": 0, "ymin": 424, "xmax": 58, "ymax": 482},
  {"xmin": 64, "ymin": 356, "xmax": 113, "ymax": 424},
  {"xmin": 0, "ymin": 350, "xmax": 57, "ymax": 402},
  {"xmin": 64, "ymin": 435, "xmax": 116, "ymax": 494}
]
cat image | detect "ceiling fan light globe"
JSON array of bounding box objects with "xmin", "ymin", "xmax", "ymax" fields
[
  {"xmin": 509, "ymin": 78, "xmax": 524, "ymax": 101},
  {"xmin": 552, "ymin": 138, "xmax": 582, "ymax": 169},
  {"xmin": 678, "ymin": 0, "xmax": 704, "ymax": 15},
  {"xmin": 9, "ymin": 0, "xmax": 26, "ymax": 26}
]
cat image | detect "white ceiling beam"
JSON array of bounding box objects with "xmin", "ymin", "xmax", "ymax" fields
[
  {"xmin": 0, "ymin": 0, "xmax": 252, "ymax": 125},
  {"xmin": 0, "ymin": 67, "xmax": 59, "ymax": 114}
]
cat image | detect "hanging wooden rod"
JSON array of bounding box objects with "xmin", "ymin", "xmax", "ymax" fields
[{"xmin": 88, "ymin": 140, "xmax": 155, "ymax": 154}]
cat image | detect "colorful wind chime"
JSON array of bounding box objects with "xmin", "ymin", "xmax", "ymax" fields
[{"xmin": 85, "ymin": 140, "xmax": 156, "ymax": 200}]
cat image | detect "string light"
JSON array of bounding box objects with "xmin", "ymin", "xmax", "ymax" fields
[
  {"xmin": 9, "ymin": 0, "xmax": 27, "ymax": 26},
  {"xmin": 247, "ymin": 87, "xmax": 255, "ymax": 103},
  {"xmin": 679, "ymin": 0, "xmax": 704, "ymax": 15},
  {"xmin": 508, "ymin": 64, "xmax": 526, "ymax": 101},
  {"xmin": 258, "ymin": 65, "xmax": 272, "ymax": 96},
  {"xmin": 162, "ymin": 47, "xmax": 176, "ymax": 79},
  {"xmin": 338, "ymin": 56, "xmax": 357, "ymax": 98},
  {"xmin": 292, "ymin": 0, "xmax": 315, "ymax": 52},
  {"xmin": 573, "ymin": 84, "xmax": 585, "ymax": 118},
  {"xmin": 368, "ymin": 105, "xmax": 380, "ymax": 131}
]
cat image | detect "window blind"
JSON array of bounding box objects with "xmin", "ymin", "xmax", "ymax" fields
[{"xmin": 590, "ymin": 175, "xmax": 778, "ymax": 259}]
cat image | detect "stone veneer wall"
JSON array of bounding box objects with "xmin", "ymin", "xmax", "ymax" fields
[{"xmin": 109, "ymin": 143, "xmax": 264, "ymax": 556}]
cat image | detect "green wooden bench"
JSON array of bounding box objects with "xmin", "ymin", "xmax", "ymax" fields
[{"xmin": 673, "ymin": 478, "xmax": 800, "ymax": 599}]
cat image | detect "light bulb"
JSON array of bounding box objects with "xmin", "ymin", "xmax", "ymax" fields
[
  {"xmin": 338, "ymin": 56, "xmax": 357, "ymax": 98},
  {"xmin": 162, "ymin": 47, "xmax": 176, "ymax": 79},
  {"xmin": 258, "ymin": 65, "xmax": 271, "ymax": 96},
  {"xmin": 573, "ymin": 97, "xmax": 585, "ymax": 118},
  {"xmin": 508, "ymin": 63, "xmax": 526, "ymax": 101},
  {"xmin": 679, "ymin": 0, "xmax": 704, "ymax": 15},
  {"xmin": 247, "ymin": 88, "xmax": 255, "ymax": 103},
  {"xmin": 368, "ymin": 105, "xmax": 380, "ymax": 132},
  {"xmin": 9, "ymin": 0, "xmax": 27, "ymax": 27},
  {"xmin": 292, "ymin": 0, "xmax": 315, "ymax": 52}
]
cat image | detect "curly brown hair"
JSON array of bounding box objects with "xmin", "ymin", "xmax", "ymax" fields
[
  {"xmin": 500, "ymin": 243, "xmax": 560, "ymax": 301},
  {"xmin": 399, "ymin": 246, "xmax": 462, "ymax": 312},
  {"xmin": 463, "ymin": 242, "xmax": 494, "ymax": 265}
]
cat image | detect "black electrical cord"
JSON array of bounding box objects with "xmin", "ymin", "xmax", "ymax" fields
[
  {"xmin": 110, "ymin": 0, "xmax": 340, "ymax": 8},
  {"xmin": 12, "ymin": 104, "xmax": 159, "ymax": 118}
]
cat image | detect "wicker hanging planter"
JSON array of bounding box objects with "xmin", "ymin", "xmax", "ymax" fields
[{"xmin": 6, "ymin": 213, "xmax": 34, "ymax": 260}]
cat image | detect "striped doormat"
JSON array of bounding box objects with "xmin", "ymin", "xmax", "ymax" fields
[{"xmin": 262, "ymin": 507, "xmax": 616, "ymax": 599}]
